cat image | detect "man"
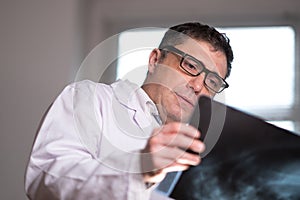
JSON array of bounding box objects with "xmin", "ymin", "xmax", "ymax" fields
[{"xmin": 25, "ymin": 22, "xmax": 233, "ymax": 199}]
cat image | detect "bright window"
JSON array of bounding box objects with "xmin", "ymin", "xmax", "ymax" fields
[
  {"xmin": 117, "ymin": 28, "xmax": 165, "ymax": 85},
  {"xmin": 217, "ymin": 27, "xmax": 295, "ymax": 111}
]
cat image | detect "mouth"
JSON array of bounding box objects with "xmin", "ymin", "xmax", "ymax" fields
[{"xmin": 175, "ymin": 92, "xmax": 196, "ymax": 108}]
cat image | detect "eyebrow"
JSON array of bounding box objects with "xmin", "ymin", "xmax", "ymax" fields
[{"xmin": 163, "ymin": 46, "xmax": 206, "ymax": 66}]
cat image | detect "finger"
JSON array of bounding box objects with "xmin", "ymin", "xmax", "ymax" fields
[
  {"xmin": 187, "ymin": 139, "xmax": 206, "ymax": 154},
  {"xmin": 155, "ymin": 146, "xmax": 201, "ymax": 166},
  {"xmin": 162, "ymin": 163, "xmax": 189, "ymax": 173},
  {"xmin": 158, "ymin": 131, "xmax": 205, "ymax": 153},
  {"xmin": 161, "ymin": 122, "xmax": 201, "ymax": 139}
]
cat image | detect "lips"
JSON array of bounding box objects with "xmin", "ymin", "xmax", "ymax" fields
[{"xmin": 175, "ymin": 92, "xmax": 197, "ymax": 108}]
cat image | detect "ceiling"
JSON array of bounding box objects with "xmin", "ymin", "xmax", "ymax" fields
[
  {"xmin": 82, "ymin": 0, "xmax": 300, "ymax": 53},
  {"xmin": 92, "ymin": 0, "xmax": 300, "ymax": 28}
]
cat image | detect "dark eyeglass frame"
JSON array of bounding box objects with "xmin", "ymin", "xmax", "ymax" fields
[{"xmin": 160, "ymin": 45, "xmax": 229, "ymax": 93}]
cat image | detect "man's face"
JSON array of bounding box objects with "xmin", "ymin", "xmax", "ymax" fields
[{"xmin": 143, "ymin": 38, "xmax": 227, "ymax": 123}]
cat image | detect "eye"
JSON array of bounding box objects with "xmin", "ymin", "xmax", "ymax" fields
[
  {"xmin": 187, "ymin": 63, "xmax": 197, "ymax": 70},
  {"xmin": 182, "ymin": 59, "xmax": 199, "ymax": 74},
  {"xmin": 206, "ymin": 74, "xmax": 223, "ymax": 90},
  {"xmin": 208, "ymin": 79, "xmax": 219, "ymax": 88}
]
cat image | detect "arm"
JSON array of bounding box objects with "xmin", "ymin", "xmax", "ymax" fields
[{"xmin": 25, "ymin": 83, "xmax": 152, "ymax": 200}]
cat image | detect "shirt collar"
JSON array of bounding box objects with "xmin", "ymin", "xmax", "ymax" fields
[{"xmin": 111, "ymin": 79, "xmax": 161, "ymax": 128}]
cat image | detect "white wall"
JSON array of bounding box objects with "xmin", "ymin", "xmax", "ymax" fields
[{"xmin": 0, "ymin": 0, "xmax": 84, "ymax": 199}]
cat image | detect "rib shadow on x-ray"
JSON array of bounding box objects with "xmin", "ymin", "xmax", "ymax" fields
[{"xmin": 170, "ymin": 96, "xmax": 300, "ymax": 200}]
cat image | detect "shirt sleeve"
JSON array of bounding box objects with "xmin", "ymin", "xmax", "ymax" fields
[{"xmin": 24, "ymin": 82, "xmax": 155, "ymax": 200}]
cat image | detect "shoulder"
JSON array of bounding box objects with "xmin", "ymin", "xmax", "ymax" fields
[
  {"xmin": 67, "ymin": 80, "xmax": 109, "ymax": 91},
  {"xmin": 60, "ymin": 80, "xmax": 112, "ymax": 97}
]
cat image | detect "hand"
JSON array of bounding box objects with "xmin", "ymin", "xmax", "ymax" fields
[{"xmin": 141, "ymin": 122, "xmax": 205, "ymax": 183}]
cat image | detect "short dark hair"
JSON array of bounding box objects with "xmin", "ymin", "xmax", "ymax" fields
[{"xmin": 158, "ymin": 22, "xmax": 234, "ymax": 78}]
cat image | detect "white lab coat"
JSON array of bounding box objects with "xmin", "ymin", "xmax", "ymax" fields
[{"xmin": 25, "ymin": 79, "xmax": 171, "ymax": 200}]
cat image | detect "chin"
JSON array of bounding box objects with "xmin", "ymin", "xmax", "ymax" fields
[
  {"xmin": 164, "ymin": 103, "xmax": 193, "ymax": 123},
  {"xmin": 166, "ymin": 111, "xmax": 190, "ymax": 123}
]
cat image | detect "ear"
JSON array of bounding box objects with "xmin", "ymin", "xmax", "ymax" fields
[{"xmin": 148, "ymin": 48, "xmax": 162, "ymax": 74}]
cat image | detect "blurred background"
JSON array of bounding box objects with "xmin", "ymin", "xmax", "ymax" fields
[{"xmin": 0, "ymin": 0, "xmax": 299, "ymax": 199}]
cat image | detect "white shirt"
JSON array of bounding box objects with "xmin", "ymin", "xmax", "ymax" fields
[{"xmin": 25, "ymin": 80, "xmax": 172, "ymax": 200}]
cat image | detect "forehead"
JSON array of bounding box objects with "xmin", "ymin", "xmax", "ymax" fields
[{"xmin": 174, "ymin": 38, "xmax": 227, "ymax": 78}]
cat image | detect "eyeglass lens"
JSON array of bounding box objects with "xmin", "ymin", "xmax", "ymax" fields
[{"xmin": 181, "ymin": 56, "xmax": 225, "ymax": 93}]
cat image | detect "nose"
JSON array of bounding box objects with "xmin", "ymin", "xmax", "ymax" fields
[{"xmin": 187, "ymin": 74, "xmax": 207, "ymax": 95}]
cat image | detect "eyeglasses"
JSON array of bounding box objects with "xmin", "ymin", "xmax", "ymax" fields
[{"xmin": 161, "ymin": 46, "xmax": 229, "ymax": 93}]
